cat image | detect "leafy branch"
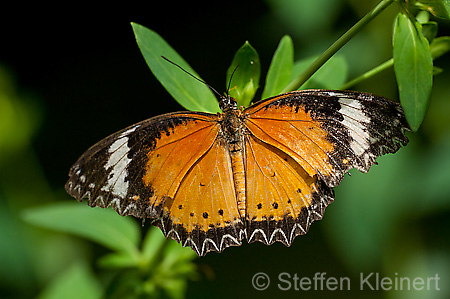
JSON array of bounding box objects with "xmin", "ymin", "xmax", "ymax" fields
[{"xmin": 133, "ymin": 0, "xmax": 450, "ymax": 131}]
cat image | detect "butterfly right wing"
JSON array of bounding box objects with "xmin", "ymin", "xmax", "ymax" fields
[
  {"xmin": 244, "ymin": 90, "xmax": 410, "ymax": 188},
  {"xmin": 244, "ymin": 134, "xmax": 334, "ymax": 246},
  {"xmin": 242, "ymin": 89, "xmax": 409, "ymax": 247}
]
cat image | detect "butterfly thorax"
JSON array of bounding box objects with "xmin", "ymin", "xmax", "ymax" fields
[
  {"xmin": 219, "ymin": 110, "xmax": 243, "ymax": 142},
  {"xmin": 218, "ymin": 103, "xmax": 247, "ymax": 219}
]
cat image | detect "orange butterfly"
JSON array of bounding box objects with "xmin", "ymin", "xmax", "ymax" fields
[{"xmin": 65, "ymin": 89, "xmax": 409, "ymax": 256}]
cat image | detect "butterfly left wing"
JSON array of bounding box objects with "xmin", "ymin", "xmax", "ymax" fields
[
  {"xmin": 65, "ymin": 112, "xmax": 219, "ymax": 217},
  {"xmin": 65, "ymin": 111, "xmax": 245, "ymax": 256},
  {"xmin": 155, "ymin": 137, "xmax": 246, "ymax": 256},
  {"xmin": 244, "ymin": 89, "xmax": 410, "ymax": 188}
]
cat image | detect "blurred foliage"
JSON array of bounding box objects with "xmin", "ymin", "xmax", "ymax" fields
[
  {"xmin": 1, "ymin": 0, "xmax": 450, "ymax": 298},
  {"xmin": 0, "ymin": 67, "xmax": 197, "ymax": 298}
]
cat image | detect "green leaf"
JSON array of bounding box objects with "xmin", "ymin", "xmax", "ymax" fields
[
  {"xmin": 38, "ymin": 262, "xmax": 103, "ymax": 299},
  {"xmin": 430, "ymin": 36, "xmax": 450, "ymax": 59},
  {"xmin": 22, "ymin": 202, "xmax": 140, "ymax": 258},
  {"xmin": 160, "ymin": 278, "xmax": 187, "ymax": 299},
  {"xmin": 415, "ymin": 10, "xmax": 431, "ymax": 23},
  {"xmin": 140, "ymin": 227, "xmax": 168, "ymax": 268},
  {"xmin": 445, "ymin": 0, "xmax": 450, "ymax": 16},
  {"xmin": 142, "ymin": 240, "xmax": 197, "ymax": 299},
  {"xmin": 153, "ymin": 241, "xmax": 197, "ymax": 298},
  {"xmin": 290, "ymin": 55, "xmax": 348, "ymax": 90},
  {"xmin": 262, "ymin": 35, "xmax": 294, "ymax": 99},
  {"xmin": 97, "ymin": 251, "xmax": 140, "ymax": 268},
  {"xmin": 416, "ymin": 0, "xmax": 450, "ymax": 19},
  {"xmin": 421, "ymin": 21, "xmax": 438, "ymax": 43},
  {"xmin": 132, "ymin": 23, "xmax": 219, "ymax": 113},
  {"xmin": 226, "ymin": 41, "xmax": 260, "ymax": 107},
  {"xmin": 393, "ymin": 12, "xmax": 433, "ymax": 131},
  {"xmin": 160, "ymin": 240, "xmax": 197, "ymax": 269}
]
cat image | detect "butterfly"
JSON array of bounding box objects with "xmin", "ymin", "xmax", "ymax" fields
[{"xmin": 65, "ymin": 89, "xmax": 409, "ymax": 256}]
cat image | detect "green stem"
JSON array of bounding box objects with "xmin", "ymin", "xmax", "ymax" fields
[
  {"xmin": 341, "ymin": 58, "xmax": 393, "ymax": 90},
  {"xmin": 282, "ymin": 0, "xmax": 395, "ymax": 93}
]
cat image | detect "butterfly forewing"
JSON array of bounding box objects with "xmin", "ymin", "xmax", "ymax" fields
[
  {"xmin": 245, "ymin": 104, "xmax": 336, "ymax": 186},
  {"xmin": 66, "ymin": 112, "xmax": 218, "ymax": 216},
  {"xmin": 244, "ymin": 90, "xmax": 410, "ymax": 188}
]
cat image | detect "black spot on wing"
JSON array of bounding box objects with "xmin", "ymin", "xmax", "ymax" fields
[{"xmin": 246, "ymin": 178, "xmax": 334, "ymax": 246}]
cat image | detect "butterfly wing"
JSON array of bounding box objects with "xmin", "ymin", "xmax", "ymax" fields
[
  {"xmin": 65, "ymin": 111, "xmax": 244, "ymax": 255},
  {"xmin": 155, "ymin": 137, "xmax": 245, "ymax": 256},
  {"xmin": 245, "ymin": 134, "xmax": 334, "ymax": 246},
  {"xmin": 242, "ymin": 89, "xmax": 409, "ymax": 246},
  {"xmin": 244, "ymin": 89, "xmax": 410, "ymax": 188}
]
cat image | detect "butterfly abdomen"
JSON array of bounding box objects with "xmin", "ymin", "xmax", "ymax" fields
[
  {"xmin": 219, "ymin": 109, "xmax": 248, "ymax": 219},
  {"xmin": 229, "ymin": 142, "xmax": 246, "ymax": 219}
]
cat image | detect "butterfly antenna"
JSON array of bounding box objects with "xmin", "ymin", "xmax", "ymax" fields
[
  {"xmin": 226, "ymin": 64, "xmax": 239, "ymax": 97},
  {"xmin": 161, "ymin": 56, "xmax": 223, "ymax": 98}
]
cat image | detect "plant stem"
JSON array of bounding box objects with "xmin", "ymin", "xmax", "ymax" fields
[
  {"xmin": 282, "ymin": 0, "xmax": 395, "ymax": 93},
  {"xmin": 340, "ymin": 58, "xmax": 393, "ymax": 89}
]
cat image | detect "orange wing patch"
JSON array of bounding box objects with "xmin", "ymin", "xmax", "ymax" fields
[
  {"xmin": 245, "ymin": 135, "xmax": 334, "ymax": 246},
  {"xmin": 154, "ymin": 138, "xmax": 245, "ymax": 256},
  {"xmin": 245, "ymin": 96, "xmax": 338, "ymax": 186},
  {"xmin": 141, "ymin": 115, "xmax": 220, "ymax": 215},
  {"xmin": 244, "ymin": 90, "xmax": 410, "ymax": 188},
  {"xmin": 65, "ymin": 112, "xmax": 219, "ymax": 219}
]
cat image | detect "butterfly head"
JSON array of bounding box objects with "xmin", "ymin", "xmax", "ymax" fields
[{"xmin": 219, "ymin": 95, "xmax": 238, "ymax": 112}]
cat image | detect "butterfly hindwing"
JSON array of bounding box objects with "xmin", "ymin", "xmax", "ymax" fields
[
  {"xmin": 244, "ymin": 90, "xmax": 410, "ymax": 188},
  {"xmin": 155, "ymin": 137, "xmax": 245, "ymax": 256},
  {"xmin": 245, "ymin": 134, "xmax": 334, "ymax": 246}
]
